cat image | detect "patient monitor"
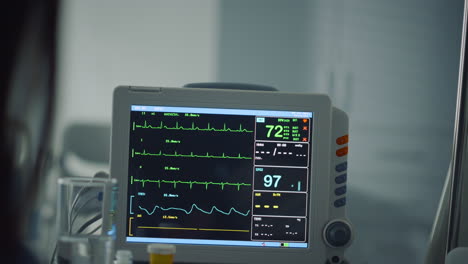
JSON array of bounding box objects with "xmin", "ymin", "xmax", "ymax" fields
[{"xmin": 110, "ymin": 85, "xmax": 352, "ymax": 263}]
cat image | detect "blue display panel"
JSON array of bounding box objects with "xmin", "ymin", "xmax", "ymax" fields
[{"xmin": 126, "ymin": 105, "xmax": 313, "ymax": 248}]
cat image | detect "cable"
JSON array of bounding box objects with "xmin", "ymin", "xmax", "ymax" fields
[
  {"xmin": 68, "ymin": 172, "xmax": 109, "ymax": 234},
  {"xmin": 50, "ymin": 244, "xmax": 57, "ymax": 264},
  {"xmin": 87, "ymin": 224, "xmax": 102, "ymax": 236},
  {"xmin": 70, "ymin": 195, "xmax": 99, "ymax": 232},
  {"xmin": 76, "ymin": 213, "xmax": 102, "ymax": 234},
  {"xmin": 50, "ymin": 213, "xmax": 102, "ymax": 264},
  {"xmin": 50, "ymin": 172, "xmax": 109, "ymax": 263}
]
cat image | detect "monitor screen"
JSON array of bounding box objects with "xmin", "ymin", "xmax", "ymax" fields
[{"xmin": 125, "ymin": 105, "xmax": 313, "ymax": 249}]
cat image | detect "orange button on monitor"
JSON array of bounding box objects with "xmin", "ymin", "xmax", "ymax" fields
[
  {"xmin": 336, "ymin": 135, "xmax": 349, "ymax": 145},
  {"xmin": 336, "ymin": 146, "xmax": 348, "ymax": 157}
]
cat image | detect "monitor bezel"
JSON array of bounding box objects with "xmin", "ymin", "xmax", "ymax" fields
[{"xmin": 111, "ymin": 86, "xmax": 333, "ymax": 263}]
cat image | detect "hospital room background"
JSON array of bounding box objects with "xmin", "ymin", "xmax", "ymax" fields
[{"xmin": 27, "ymin": 0, "xmax": 464, "ymax": 263}]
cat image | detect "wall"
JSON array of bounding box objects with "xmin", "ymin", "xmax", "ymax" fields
[
  {"xmin": 218, "ymin": 0, "xmax": 463, "ymax": 262},
  {"xmin": 55, "ymin": 0, "xmax": 219, "ymax": 144}
]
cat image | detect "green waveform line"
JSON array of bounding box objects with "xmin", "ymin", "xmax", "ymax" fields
[
  {"xmin": 131, "ymin": 176, "xmax": 251, "ymax": 191},
  {"xmin": 133, "ymin": 149, "xmax": 252, "ymax": 160},
  {"xmin": 133, "ymin": 120, "xmax": 253, "ymax": 133},
  {"xmin": 139, "ymin": 204, "xmax": 250, "ymax": 217}
]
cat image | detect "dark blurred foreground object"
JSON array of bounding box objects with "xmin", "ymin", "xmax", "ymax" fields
[{"xmin": 0, "ymin": 0, "xmax": 59, "ymax": 263}]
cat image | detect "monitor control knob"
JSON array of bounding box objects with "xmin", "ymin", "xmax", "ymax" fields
[{"xmin": 323, "ymin": 220, "xmax": 352, "ymax": 248}]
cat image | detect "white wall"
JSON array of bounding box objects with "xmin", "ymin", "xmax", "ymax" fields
[{"xmin": 55, "ymin": 0, "xmax": 220, "ymax": 145}]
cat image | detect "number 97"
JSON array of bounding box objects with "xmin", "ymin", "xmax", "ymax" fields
[{"xmin": 264, "ymin": 175, "xmax": 282, "ymax": 188}]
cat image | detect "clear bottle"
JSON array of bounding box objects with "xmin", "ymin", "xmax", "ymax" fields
[{"xmin": 114, "ymin": 250, "xmax": 133, "ymax": 264}]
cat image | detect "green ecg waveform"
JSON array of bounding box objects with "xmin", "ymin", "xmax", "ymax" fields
[
  {"xmin": 132, "ymin": 149, "xmax": 252, "ymax": 160},
  {"xmin": 131, "ymin": 176, "xmax": 251, "ymax": 191},
  {"xmin": 133, "ymin": 120, "xmax": 253, "ymax": 133}
]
